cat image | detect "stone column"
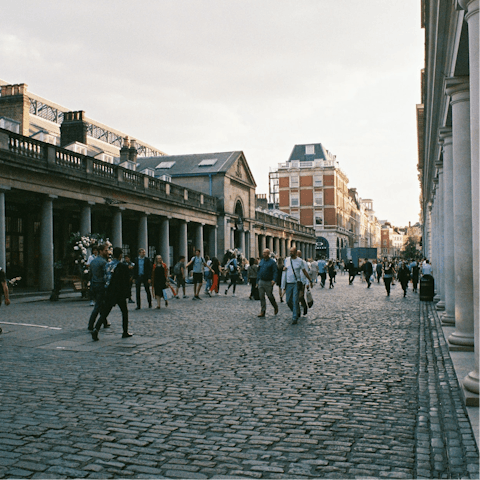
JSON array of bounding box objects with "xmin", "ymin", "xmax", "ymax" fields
[
  {"xmin": 436, "ymin": 165, "xmax": 446, "ymax": 310},
  {"xmin": 209, "ymin": 227, "xmax": 217, "ymax": 258},
  {"xmin": 112, "ymin": 209, "xmax": 123, "ymax": 248},
  {"xmin": 445, "ymin": 77, "xmax": 474, "ymax": 348},
  {"xmin": 440, "ymin": 128, "xmax": 456, "ymax": 324},
  {"xmin": 179, "ymin": 220, "xmax": 188, "ymax": 261},
  {"xmin": 273, "ymin": 237, "xmax": 279, "ymax": 256},
  {"xmin": 196, "ymin": 224, "xmax": 204, "ymax": 257},
  {"xmin": 0, "ymin": 188, "xmax": 8, "ymax": 271},
  {"xmin": 260, "ymin": 234, "xmax": 266, "ymax": 253},
  {"xmin": 239, "ymin": 229, "xmax": 245, "ymax": 254},
  {"xmin": 80, "ymin": 203, "xmax": 92, "ymax": 236},
  {"xmin": 230, "ymin": 227, "xmax": 235, "ymax": 251},
  {"xmin": 432, "ymin": 183, "xmax": 441, "ymax": 302},
  {"xmin": 460, "ymin": 0, "xmax": 480, "ymax": 394},
  {"xmin": 160, "ymin": 218, "xmax": 170, "ymax": 265},
  {"xmin": 138, "ymin": 214, "xmax": 148, "ymax": 253},
  {"xmin": 39, "ymin": 195, "xmax": 56, "ymax": 290}
]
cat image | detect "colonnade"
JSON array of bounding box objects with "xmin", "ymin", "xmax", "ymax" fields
[
  {"xmin": 426, "ymin": 0, "xmax": 479, "ymax": 398},
  {"xmin": 254, "ymin": 233, "xmax": 315, "ymax": 260}
]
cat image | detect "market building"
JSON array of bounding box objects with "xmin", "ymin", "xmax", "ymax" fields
[{"xmin": 418, "ymin": 0, "xmax": 478, "ymax": 403}]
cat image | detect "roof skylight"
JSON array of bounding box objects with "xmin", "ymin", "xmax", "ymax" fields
[
  {"xmin": 198, "ymin": 159, "xmax": 218, "ymax": 167},
  {"xmin": 156, "ymin": 161, "xmax": 175, "ymax": 169}
]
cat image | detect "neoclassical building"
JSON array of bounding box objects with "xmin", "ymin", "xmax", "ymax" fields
[
  {"xmin": 0, "ymin": 82, "xmax": 315, "ymax": 289},
  {"xmin": 418, "ymin": 0, "xmax": 478, "ymax": 402}
]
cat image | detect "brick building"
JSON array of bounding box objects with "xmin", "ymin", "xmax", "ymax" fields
[{"xmin": 270, "ymin": 143, "xmax": 380, "ymax": 260}]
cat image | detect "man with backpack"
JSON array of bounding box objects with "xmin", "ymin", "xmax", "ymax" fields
[
  {"xmin": 173, "ymin": 256, "xmax": 187, "ymax": 298},
  {"xmin": 224, "ymin": 253, "xmax": 241, "ymax": 296},
  {"xmin": 186, "ymin": 249, "xmax": 213, "ymax": 300}
]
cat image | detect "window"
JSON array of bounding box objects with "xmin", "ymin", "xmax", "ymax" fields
[
  {"xmin": 314, "ymin": 192, "xmax": 323, "ymax": 206},
  {"xmin": 313, "ymin": 174, "xmax": 323, "ymax": 187},
  {"xmin": 156, "ymin": 161, "xmax": 175, "ymax": 169},
  {"xmin": 291, "ymin": 193, "xmax": 299, "ymax": 206},
  {"xmin": 290, "ymin": 175, "xmax": 299, "ymax": 188},
  {"xmin": 198, "ymin": 159, "xmax": 217, "ymax": 167},
  {"xmin": 305, "ymin": 145, "xmax": 315, "ymax": 155},
  {"xmin": 315, "ymin": 211, "xmax": 324, "ymax": 226}
]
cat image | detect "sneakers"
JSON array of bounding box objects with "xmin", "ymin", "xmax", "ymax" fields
[
  {"xmin": 206, "ymin": 291, "xmax": 211, "ymax": 297},
  {"xmin": 292, "ymin": 319, "xmax": 298, "ymax": 325},
  {"xmin": 183, "ymin": 295, "xmax": 187, "ymax": 298},
  {"xmin": 122, "ymin": 332, "xmax": 133, "ymax": 338},
  {"xmin": 90, "ymin": 301, "xmax": 95, "ymax": 306},
  {"xmin": 103, "ymin": 323, "xmax": 111, "ymax": 329},
  {"xmin": 91, "ymin": 330, "xmax": 99, "ymax": 341},
  {"xmin": 232, "ymin": 294, "xmax": 236, "ymax": 297},
  {"xmin": 224, "ymin": 290, "xmax": 228, "ymax": 295},
  {"xmin": 128, "ymin": 299, "xmax": 135, "ymax": 304}
]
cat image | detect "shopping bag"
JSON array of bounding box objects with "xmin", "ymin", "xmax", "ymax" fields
[
  {"xmin": 163, "ymin": 288, "xmax": 174, "ymax": 300},
  {"xmin": 306, "ymin": 286, "xmax": 313, "ymax": 308}
]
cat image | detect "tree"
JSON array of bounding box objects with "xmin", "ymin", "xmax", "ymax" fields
[{"xmin": 401, "ymin": 236, "xmax": 421, "ymax": 260}]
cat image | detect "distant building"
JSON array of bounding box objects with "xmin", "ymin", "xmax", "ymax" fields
[{"xmin": 269, "ymin": 143, "xmax": 380, "ymax": 259}]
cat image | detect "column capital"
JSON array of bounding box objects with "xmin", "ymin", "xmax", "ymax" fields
[
  {"xmin": 48, "ymin": 194, "xmax": 58, "ymax": 200},
  {"xmin": 455, "ymin": 0, "xmax": 479, "ymax": 17},
  {"xmin": 445, "ymin": 76, "xmax": 470, "ymax": 103},
  {"xmin": 0, "ymin": 186, "xmax": 11, "ymax": 193},
  {"xmin": 438, "ymin": 127, "xmax": 452, "ymax": 145},
  {"xmin": 87, "ymin": 200, "xmax": 95, "ymax": 206}
]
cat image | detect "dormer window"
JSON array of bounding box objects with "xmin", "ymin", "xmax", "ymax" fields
[
  {"xmin": 198, "ymin": 159, "xmax": 217, "ymax": 167},
  {"xmin": 305, "ymin": 145, "xmax": 315, "ymax": 155},
  {"xmin": 156, "ymin": 161, "xmax": 175, "ymax": 169}
]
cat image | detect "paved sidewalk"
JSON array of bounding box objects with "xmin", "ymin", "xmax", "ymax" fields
[{"xmin": 0, "ymin": 275, "xmax": 478, "ymax": 479}]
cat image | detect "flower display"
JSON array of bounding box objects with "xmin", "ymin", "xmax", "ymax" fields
[{"xmin": 67, "ymin": 232, "xmax": 109, "ymax": 273}]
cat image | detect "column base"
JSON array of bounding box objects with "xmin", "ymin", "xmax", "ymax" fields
[
  {"xmin": 441, "ymin": 312, "xmax": 456, "ymax": 325},
  {"xmin": 435, "ymin": 301, "xmax": 446, "ymax": 311},
  {"xmin": 463, "ymin": 370, "xmax": 480, "ymax": 399},
  {"xmin": 448, "ymin": 331, "xmax": 475, "ymax": 350},
  {"xmin": 433, "ymin": 294, "xmax": 441, "ymax": 302}
]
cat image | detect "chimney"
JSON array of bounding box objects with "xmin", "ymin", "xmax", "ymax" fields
[
  {"xmin": 0, "ymin": 83, "xmax": 30, "ymax": 135},
  {"xmin": 120, "ymin": 136, "xmax": 130, "ymax": 163},
  {"xmin": 128, "ymin": 139, "xmax": 138, "ymax": 163},
  {"xmin": 60, "ymin": 111, "xmax": 87, "ymax": 147}
]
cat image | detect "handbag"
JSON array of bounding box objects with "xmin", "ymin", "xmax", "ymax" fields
[
  {"xmin": 305, "ymin": 286, "xmax": 313, "ymax": 308},
  {"xmin": 163, "ymin": 288, "xmax": 174, "ymax": 300}
]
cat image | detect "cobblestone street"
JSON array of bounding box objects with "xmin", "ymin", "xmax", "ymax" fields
[{"xmin": 0, "ymin": 275, "xmax": 478, "ymax": 479}]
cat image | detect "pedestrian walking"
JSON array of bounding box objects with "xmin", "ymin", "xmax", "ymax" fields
[
  {"xmin": 398, "ymin": 262, "xmax": 411, "ymax": 297},
  {"xmin": 204, "ymin": 255, "xmax": 213, "ymax": 295},
  {"xmin": 92, "ymin": 247, "xmax": 133, "ymax": 341},
  {"xmin": 346, "ymin": 259, "xmax": 356, "ymax": 284},
  {"xmin": 281, "ymin": 247, "xmax": 312, "ymax": 325},
  {"xmin": 0, "ymin": 266, "xmax": 11, "ymax": 333},
  {"xmin": 186, "ymin": 249, "xmax": 212, "ymax": 300},
  {"xmin": 362, "ymin": 258, "xmax": 373, "ymax": 288},
  {"xmin": 87, "ymin": 244, "xmax": 110, "ymax": 331},
  {"xmin": 276, "ymin": 257, "xmax": 285, "ymax": 302},
  {"xmin": 256, "ymin": 249, "xmax": 279, "ymax": 318},
  {"xmin": 247, "ymin": 257, "xmax": 258, "ymax": 300},
  {"xmin": 209, "ymin": 257, "xmax": 222, "ymax": 295},
  {"xmin": 224, "ymin": 253, "xmax": 240, "ymax": 297},
  {"xmin": 123, "ymin": 254, "xmax": 135, "ymax": 304},
  {"xmin": 86, "ymin": 245, "xmax": 98, "ymax": 306},
  {"xmin": 309, "ymin": 258, "xmax": 319, "ymax": 284},
  {"xmin": 133, "ymin": 248, "xmax": 152, "ymax": 309},
  {"xmin": 411, "ymin": 260, "xmax": 419, "ymax": 293},
  {"xmin": 383, "ymin": 261, "xmax": 395, "ymax": 296},
  {"xmin": 376, "ymin": 261, "xmax": 383, "ymax": 283},
  {"xmin": 327, "ymin": 260, "xmax": 336, "ymax": 288},
  {"xmin": 318, "ymin": 257, "xmax": 327, "ymax": 287},
  {"xmin": 173, "ymin": 256, "xmax": 187, "ymax": 298},
  {"xmin": 152, "ymin": 255, "xmax": 169, "ymax": 308},
  {"xmin": 297, "ymin": 250, "xmax": 309, "ymax": 316}
]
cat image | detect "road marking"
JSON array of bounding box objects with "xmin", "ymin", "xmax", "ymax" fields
[{"xmin": 0, "ymin": 322, "xmax": 62, "ymax": 330}]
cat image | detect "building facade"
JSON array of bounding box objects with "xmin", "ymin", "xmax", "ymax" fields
[
  {"xmin": 270, "ymin": 143, "xmax": 381, "ymax": 259},
  {"xmin": 0, "ymin": 83, "xmax": 315, "ymax": 289},
  {"xmin": 418, "ymin": 0, "xmax": 478, "ymax": 402}
]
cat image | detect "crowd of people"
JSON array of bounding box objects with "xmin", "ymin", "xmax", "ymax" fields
[{"xmin": 84, "ymin": 243, "xmax": 434, "ymax": 340}]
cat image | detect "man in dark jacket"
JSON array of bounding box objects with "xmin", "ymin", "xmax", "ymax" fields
[
  {"xmin": 132, "ymin": 248, "xmax": 152, "ymax": 309},
  {"xmin": 362, "ymin": 258, "xmax": 373, "ymax": 288},
  {"xmin": 92, "ymin": 247, "xmax": 133, "ymax": 341},
  {"xmin": 346, "ymin": 259, "xmax": 356, "ymax": 285}
]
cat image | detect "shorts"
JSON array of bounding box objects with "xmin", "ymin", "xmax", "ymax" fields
[
  {"xmin": 175, "ymin": 275, "xmax": 185, "ymax": 286},
  {"xmin": 193, "ymin": 272, "xmax": 203, "ymax": 284}
]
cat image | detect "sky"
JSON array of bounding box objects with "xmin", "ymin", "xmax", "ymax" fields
[{"xmin": 1, "ymin": 0, "xmax": 424, "ymax": 226}]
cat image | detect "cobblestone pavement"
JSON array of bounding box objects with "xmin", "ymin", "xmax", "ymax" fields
[{"xmin": 0, "ymin": 275, "xmax": 478, "ymax": 479}]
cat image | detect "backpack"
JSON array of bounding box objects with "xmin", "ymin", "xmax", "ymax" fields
[{"xmin": 174, "ymin": 262, "xmax": 183, "ymax": 276}]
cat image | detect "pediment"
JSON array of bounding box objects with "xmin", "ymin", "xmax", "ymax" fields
[{"xmin": 227, "ymin": 153, "xmax": 257, "ymax": 188}]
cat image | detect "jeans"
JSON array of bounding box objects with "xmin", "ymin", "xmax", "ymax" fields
[
  {"xmin": 257, "ymin": 279, "xmax": 278, "ymax": 313},
  {"xmin": 384, "ymin": 276, "xmax": 392, "ymax": 295},
  {"xmin": 205, "ymin": 273, "xmax": 212, "ymax": 293},
  {"xmin": 88, "ymin": 284, "xmax": 106, "ymax": 330},
  {"xmin": 320, "ymin": 272, "xmax": 327, "ymax": 287},
  {"xmin": 285, "ymin": 282, "xmax": 300, "ymax": 322}
]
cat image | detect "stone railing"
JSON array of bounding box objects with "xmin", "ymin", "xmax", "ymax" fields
[
  {"xmin": 0, "ymin": 128, "xmax": 217, "ymax": 213},
  {"xmin": 255, "ymin": 211, "xmax": 315, "ymax": 238}
]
